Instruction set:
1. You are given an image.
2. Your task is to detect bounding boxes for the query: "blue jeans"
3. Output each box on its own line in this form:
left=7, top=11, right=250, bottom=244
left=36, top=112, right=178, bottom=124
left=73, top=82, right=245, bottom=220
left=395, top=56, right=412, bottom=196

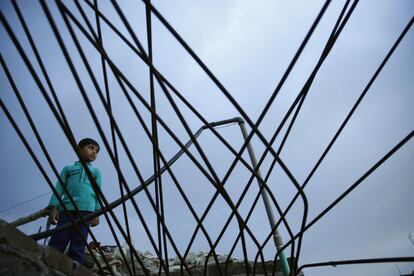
left=48, top=211, right=92, bottom=263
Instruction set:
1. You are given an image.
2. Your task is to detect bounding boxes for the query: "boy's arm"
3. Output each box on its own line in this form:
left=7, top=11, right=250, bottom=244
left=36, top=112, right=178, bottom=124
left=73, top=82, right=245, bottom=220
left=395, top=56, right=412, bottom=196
left=91, top=168, right=102, bottom=227
left=48, top=167, right=67, bottom=224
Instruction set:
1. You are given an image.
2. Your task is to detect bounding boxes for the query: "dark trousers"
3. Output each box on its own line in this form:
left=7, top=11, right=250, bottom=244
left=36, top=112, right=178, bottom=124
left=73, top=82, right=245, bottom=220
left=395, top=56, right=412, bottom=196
left=49, top=211, right=92, bottom=263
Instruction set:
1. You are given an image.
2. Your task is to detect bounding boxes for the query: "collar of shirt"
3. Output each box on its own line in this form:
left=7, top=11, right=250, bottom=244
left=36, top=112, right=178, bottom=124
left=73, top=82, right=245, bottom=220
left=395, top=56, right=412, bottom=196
left=74, top=161, right=92, bottom=167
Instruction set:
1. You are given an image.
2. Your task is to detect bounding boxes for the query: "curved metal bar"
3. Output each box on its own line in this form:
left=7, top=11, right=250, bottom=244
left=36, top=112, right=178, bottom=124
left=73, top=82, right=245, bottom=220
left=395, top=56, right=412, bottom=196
left=30, top=120, right=228, bottom=240
left=297, top=257, right=414, bottom=273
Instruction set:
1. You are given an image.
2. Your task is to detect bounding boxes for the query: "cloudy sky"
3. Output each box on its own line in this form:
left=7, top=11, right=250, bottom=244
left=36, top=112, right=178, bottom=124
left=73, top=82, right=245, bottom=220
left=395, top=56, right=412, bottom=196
left=1, top=1, right=413, bottom=275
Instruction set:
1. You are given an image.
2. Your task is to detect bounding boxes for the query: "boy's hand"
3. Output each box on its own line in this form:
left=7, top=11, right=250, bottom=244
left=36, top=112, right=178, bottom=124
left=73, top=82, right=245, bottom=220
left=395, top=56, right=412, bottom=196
left=48, top=207, right=58, bottom=225
left=91, top=216, right=99, bottom=227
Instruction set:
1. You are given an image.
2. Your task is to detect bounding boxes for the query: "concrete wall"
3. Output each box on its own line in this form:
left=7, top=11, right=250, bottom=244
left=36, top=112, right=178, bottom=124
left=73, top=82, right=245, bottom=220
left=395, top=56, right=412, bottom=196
left=0, top=220, right=92, bottom=276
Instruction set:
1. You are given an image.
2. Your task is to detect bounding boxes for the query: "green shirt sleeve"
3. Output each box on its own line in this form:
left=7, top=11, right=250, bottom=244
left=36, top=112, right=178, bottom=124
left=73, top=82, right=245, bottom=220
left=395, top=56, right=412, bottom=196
left=94, top=168, right=103, bottom=211
left=48, top=167, right=67, bottom=208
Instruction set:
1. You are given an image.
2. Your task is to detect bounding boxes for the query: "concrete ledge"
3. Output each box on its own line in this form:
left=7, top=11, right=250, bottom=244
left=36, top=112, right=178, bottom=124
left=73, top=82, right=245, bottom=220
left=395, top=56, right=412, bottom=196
left=42, top=246, right=74, bottom=275
left=0, top=219, right=42, bottom=256
left=0, top=220, right=93, bottom=276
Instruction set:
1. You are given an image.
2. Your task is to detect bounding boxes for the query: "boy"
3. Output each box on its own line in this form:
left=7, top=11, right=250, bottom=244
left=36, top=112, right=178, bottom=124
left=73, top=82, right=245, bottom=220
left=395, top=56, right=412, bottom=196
left=48, top=138, right=102, bottom=264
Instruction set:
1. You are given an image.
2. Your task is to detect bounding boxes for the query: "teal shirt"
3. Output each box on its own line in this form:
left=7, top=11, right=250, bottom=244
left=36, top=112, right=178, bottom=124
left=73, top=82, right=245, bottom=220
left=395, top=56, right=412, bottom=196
left=48, top=162, right=102, bottom=212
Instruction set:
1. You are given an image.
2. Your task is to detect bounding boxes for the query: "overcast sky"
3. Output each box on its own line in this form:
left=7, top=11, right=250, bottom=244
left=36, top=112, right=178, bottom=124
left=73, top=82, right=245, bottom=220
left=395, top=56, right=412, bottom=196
left=1, top=1, right=413, bottom=275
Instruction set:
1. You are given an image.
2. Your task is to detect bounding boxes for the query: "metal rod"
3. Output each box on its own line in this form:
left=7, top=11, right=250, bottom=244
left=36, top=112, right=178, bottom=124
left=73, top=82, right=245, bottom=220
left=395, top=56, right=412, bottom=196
left=10, top=208, right=50, bottom=227
left=298, top=256, right=414, bottom=272
left=237, top=119, right=291, bottom=276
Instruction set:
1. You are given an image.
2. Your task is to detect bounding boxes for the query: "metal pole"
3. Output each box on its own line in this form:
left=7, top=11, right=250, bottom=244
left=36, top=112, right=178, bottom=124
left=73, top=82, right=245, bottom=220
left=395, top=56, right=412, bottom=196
left=237, top=119, right=291, bottom=276
left=10, top=208, right=50, bottom=227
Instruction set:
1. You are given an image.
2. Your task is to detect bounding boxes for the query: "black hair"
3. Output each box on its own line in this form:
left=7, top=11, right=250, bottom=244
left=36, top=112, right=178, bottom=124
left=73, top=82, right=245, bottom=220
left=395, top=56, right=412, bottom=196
left=78, top=138, right=100, bottom=151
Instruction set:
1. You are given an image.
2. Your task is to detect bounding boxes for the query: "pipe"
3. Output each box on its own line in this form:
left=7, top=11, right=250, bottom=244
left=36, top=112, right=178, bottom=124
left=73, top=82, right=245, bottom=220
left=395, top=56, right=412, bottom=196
left=10, top=208, right=50, bottom=227
left=237, top=119, right=291, bottom=276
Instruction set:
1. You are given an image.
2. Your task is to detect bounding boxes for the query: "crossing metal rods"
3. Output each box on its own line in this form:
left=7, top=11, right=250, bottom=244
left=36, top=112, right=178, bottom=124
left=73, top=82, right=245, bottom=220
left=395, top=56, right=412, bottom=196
left=1, top=1, right=413, bottom=275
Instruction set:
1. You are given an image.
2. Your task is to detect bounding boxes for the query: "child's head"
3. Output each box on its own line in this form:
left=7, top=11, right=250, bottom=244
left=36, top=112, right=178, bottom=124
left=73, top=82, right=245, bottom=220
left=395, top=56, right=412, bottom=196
left=78, top=138, right=100, bottom=162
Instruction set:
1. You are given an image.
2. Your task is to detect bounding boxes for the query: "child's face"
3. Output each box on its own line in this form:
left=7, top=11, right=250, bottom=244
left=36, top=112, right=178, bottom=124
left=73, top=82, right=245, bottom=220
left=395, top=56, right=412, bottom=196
left=79, top=144, right=99, bottom=162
